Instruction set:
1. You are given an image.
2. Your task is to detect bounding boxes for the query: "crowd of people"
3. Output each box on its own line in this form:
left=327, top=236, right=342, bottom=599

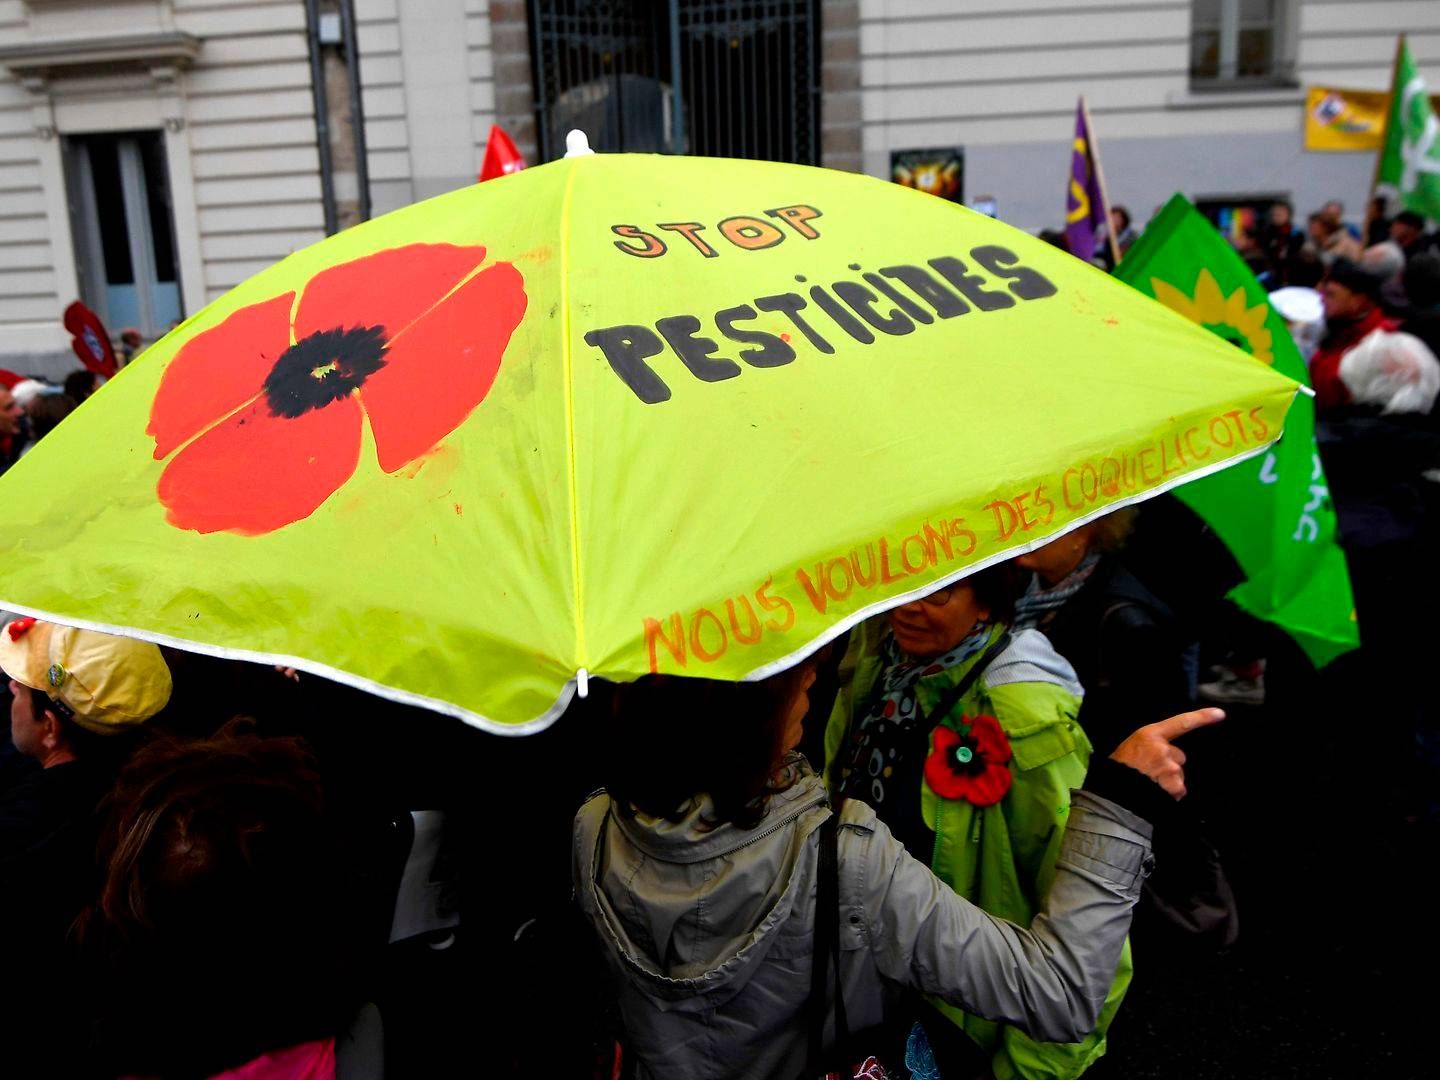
left=1039, top=193, right=1440, bottom=718
left=0, top=327, right=140, bottom=474
left=0, top=371, right=87, bottom=470
left=0, top=574, right=1220, bottom=1080
left=1, top=200, right=1437, bottom=1080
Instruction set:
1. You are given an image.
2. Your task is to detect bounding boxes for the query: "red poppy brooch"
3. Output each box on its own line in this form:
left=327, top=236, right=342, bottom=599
left=147, top=243, right=527, bottom=535
left=924, top=715, right=1013, bottom=806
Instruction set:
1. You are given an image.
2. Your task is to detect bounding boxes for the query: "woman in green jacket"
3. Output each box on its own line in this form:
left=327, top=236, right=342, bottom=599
left=825, top=565, right=1129, bottom=1080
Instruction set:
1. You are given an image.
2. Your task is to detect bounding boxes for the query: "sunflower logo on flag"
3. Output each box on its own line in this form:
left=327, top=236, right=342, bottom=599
left=1149, top=268, right=1274, bottom=366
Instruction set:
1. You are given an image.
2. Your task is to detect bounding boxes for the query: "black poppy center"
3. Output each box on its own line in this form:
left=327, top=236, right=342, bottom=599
left=264, top=325, right=387, bottom=418
left=949, top=739, right=982, bottom=774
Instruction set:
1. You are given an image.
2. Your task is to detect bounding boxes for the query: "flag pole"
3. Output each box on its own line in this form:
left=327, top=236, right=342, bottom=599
left=1367, top=33, right=1405, bottom=218
left=1083, top=95, right=1122, bottom=266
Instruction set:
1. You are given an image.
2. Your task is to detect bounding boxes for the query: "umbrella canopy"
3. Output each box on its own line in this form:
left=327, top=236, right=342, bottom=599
left=0, top=153, right=1300, bottom=733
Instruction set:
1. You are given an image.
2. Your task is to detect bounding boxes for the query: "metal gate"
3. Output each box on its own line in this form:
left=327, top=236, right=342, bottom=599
left=528, top=0, right=820, bottom=165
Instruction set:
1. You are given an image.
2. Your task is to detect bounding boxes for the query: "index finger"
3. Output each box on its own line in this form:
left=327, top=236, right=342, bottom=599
left=1148, top=707, right=1225, bottom=743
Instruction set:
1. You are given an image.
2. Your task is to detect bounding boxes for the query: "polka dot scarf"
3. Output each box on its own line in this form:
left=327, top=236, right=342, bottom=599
left=838, top=622, right=995, bottom=813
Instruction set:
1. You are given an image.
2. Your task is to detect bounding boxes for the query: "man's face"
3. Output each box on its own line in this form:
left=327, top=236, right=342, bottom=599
left=1321, top=279, right=1371, bottom=321
left=0, top=388, right=21, bottom=437
left=10, top=680, right=46, bottom=759
left=1323, top=201, right=1344, bottom=225
left=1270, top=204, right=1291, bottom=228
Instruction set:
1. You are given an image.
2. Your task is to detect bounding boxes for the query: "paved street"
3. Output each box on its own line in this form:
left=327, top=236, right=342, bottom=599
left=1092, top=652, right=1435, bottom=1079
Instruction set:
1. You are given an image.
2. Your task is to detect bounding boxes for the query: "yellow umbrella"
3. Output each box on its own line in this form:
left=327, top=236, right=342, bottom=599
left=0, top=150, right=1300, bottom=732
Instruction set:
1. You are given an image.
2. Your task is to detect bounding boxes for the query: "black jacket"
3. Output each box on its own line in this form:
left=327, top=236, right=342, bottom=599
left=1031, top=557, right=1195, bottom=757
left=1032, top=560, right=1238, bottom=948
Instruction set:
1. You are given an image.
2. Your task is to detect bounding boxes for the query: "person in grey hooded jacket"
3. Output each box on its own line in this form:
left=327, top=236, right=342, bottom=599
left=573, top=661, right=1220, bottom=1080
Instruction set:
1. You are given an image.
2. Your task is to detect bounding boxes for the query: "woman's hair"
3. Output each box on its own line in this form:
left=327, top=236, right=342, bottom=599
left=89, top=724, right=326, bottom=935
left=79, top=722, right=351, bottom=1075
left=602, top=664, right=814, bottom=831
left=968, top=562, right=1023, bottom=625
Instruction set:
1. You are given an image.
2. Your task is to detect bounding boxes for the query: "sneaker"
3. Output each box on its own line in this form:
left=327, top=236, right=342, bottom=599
left=1197, top=659, right=1266, bottom=706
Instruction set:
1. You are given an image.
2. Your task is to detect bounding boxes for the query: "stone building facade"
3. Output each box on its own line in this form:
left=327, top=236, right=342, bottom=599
left=0, top=0, right=1435, bottom=375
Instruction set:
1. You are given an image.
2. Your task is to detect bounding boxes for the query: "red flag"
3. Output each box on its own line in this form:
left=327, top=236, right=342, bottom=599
left=478, top=124, right=526, bottom=182
left=63, top=300, right=118, bottom=378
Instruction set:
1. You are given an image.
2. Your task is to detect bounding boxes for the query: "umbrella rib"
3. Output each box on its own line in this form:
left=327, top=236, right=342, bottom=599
left=560, top=157, right=586, bottom=674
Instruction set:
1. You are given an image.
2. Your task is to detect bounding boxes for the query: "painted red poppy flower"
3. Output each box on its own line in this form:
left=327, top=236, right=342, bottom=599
left=147, top=243, right=527, bottom=535
left=924, top=714, right=1013, bottom=806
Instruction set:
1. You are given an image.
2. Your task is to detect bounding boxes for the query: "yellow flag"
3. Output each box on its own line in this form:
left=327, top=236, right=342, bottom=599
left=1306, top=85, right=1440, bottom=151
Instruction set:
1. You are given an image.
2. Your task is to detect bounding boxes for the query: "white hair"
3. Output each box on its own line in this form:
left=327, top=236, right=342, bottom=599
left=1339, top=330, right=1440, bottom=415
left=1360, top=240, right=1405, bottom=282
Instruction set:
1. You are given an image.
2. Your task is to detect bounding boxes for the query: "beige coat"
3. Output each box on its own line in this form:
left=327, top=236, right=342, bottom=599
left=573, top=765, right=1153, bottom=1080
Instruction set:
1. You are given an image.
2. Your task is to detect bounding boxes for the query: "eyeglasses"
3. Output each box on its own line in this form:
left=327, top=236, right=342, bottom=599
left=919, top=586, right=955, bottom=608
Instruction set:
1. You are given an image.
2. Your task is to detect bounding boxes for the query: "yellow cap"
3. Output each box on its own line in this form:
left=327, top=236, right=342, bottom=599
left=0, top=619, right=172, bottom=734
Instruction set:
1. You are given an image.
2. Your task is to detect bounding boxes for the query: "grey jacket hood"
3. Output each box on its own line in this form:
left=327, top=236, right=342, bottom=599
left=576, top=759, right=1153, bottom=1080
left=575, top=763, right=829, bottom=1013
left=985, top=627, right=1084, bottom=696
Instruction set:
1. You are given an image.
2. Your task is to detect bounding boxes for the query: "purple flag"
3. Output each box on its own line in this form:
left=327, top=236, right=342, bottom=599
left=1065, top=100, right=1108, bottom=263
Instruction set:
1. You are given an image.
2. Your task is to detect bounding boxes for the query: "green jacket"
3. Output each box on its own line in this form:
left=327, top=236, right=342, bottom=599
left=825, top=619, right=1132, bottom=1080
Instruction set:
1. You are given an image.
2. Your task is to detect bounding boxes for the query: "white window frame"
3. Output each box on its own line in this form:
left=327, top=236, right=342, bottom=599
left=0, top=32, right=203, bottom=355
left=1191, top=0, right=1299, bottom=90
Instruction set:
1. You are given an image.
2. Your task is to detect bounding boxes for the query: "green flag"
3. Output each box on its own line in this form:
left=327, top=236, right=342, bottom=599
left=1377, top=37, right=1440, bottom=220
left=1116, top=195, right=1359, bottom=668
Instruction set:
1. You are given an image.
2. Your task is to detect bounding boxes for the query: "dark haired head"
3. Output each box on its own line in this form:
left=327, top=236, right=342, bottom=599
left=1036, top=228, right=1069, bottom=252
left=63, top=370, right=97, bottom=402
left=1290, top=247, right=1324, bottom=288
left=80, top=723, right=352, bottom=1074
left=1405, top=252, right=1440, bottom=311
left=1111, top=205, right=1131, bottom=230
left=26, top=392, right=76, bottom=441
left=1325, top=257, right=1384, bottom=301
left=602, top=663, right=816, bottom=831
left=966, top=562, right=1022, bottom=625
left=1394, top=210, right=1425, bottom=231
left=89, top=725, right=327, bottom=933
